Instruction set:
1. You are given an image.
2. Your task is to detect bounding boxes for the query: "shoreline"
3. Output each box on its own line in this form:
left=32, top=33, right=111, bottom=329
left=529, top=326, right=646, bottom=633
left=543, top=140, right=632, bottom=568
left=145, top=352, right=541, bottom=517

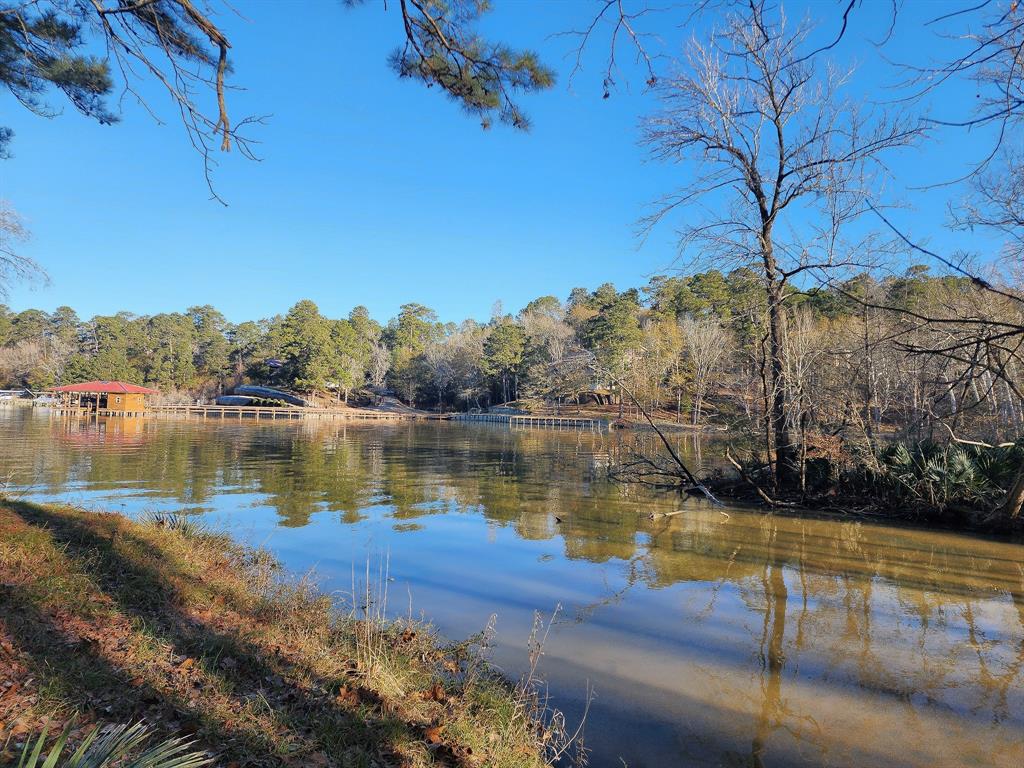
left=694, top=483, right=1024, bottom=540
left=0, top=499, right=563, bottom=767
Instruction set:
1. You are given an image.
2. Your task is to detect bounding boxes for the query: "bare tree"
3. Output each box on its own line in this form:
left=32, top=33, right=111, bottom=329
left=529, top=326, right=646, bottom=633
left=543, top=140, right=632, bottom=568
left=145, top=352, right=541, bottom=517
left=423, top=338, right=455, bottom=410
left=369, top=341, right=390, bottom=389
left=641, top=0, right=917, bottom=486
left=678, top=315, right=728, bottom=426
left=0, top=200, right=43, bottom=297
left=782, top=307, right=825, bottom=491
left=0, top=336, right=68, bottom=388
left=954, top=148, right=1024, bottom=268
left=909, top=0, right=1023, bottom=165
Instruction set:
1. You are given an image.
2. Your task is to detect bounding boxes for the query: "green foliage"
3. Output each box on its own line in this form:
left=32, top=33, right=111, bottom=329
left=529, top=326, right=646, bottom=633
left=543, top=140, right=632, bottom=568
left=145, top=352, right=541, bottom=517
left=188, top=305, right=231, bottom=382
left=0, top=267, right=1015, bottom=425
left=382, top=0, right=555, bottom=130
left=16, top=719, right=210, bottom=768
left=481, top=322, right=526, bottom=403
left=520, top=295, right=561, bottom=319
left=386, top=304, right=442, bottom=404
left=0, top=8, right=115, bottom=154
left=577, top=284, right=642, bottom=374
left=144, top=313, right=196, bottom=390
left=841, top=440, right=1024, bottom=517
left=9, top=309, right=50, bottom=344
left=0, top=304, right=12, bottom=346
left=278, top=300, right=335, bottom=392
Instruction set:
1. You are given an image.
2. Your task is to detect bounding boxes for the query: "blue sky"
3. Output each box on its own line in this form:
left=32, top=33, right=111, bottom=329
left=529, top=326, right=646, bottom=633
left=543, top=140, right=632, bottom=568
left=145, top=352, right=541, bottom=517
left=0, top=1, right=1004, bottom=324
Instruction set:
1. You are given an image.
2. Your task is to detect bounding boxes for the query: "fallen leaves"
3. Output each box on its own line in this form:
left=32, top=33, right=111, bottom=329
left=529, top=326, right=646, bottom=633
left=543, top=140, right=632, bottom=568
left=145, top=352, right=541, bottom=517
left=335, top=684, right=360, bottom=707
left=421, top=682, right=446, bottom=703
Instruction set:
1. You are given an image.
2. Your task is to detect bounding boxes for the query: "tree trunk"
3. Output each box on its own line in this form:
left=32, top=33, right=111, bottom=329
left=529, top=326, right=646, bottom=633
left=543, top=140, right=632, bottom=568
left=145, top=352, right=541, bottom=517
left=862, top=305, right=875, bottom=444
left=766, top=277, right=798, bottom=487
left=1002, top=457, right=1024, bottom=519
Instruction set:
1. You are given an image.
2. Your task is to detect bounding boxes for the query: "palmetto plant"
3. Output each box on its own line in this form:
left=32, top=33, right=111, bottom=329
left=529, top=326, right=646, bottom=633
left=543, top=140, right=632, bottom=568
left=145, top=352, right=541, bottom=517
left=15, top=720, right=211, bottom=768
left=850, top=440, right=1024, bottom=513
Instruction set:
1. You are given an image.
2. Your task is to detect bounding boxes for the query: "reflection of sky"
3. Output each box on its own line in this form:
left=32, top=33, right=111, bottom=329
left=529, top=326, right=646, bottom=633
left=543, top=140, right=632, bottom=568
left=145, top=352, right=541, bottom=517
left=2, top=409, right=1023, bottom=768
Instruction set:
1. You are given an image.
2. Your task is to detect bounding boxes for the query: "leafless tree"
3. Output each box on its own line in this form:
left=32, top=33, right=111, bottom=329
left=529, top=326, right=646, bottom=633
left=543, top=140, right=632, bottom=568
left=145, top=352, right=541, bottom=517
left=678, top=315, right=728, bottom=426
left=953, top=147, right=1024, bottom=268
left=422, top=338, right=455, bottom=410
left=519, top=303, right=576, bottom=404
left=369, top=341, right=391, bottom=389
left=0, top=336, right=68, bottom=387
left=0, top=199, right=43, bottom=297
left=641, top=0, right=918, bottom=486
left=782, top=307, right=826, bottom=490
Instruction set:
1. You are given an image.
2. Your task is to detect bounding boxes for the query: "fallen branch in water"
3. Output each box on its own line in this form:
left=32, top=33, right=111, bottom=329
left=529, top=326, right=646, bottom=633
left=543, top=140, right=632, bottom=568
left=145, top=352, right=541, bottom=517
left=724, top=449, right=799, bottom=508
left=648, top=509, right=685, bottom=520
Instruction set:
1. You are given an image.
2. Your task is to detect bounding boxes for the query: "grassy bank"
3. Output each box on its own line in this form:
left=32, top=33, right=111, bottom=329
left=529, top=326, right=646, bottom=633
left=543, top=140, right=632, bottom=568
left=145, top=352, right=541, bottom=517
left=0, top=500, right=564, bottom=767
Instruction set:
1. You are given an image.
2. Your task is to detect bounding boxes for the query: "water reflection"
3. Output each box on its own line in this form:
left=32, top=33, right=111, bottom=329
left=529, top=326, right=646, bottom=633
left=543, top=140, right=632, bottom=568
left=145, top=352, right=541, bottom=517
left=1, top=409, right=1021, bottom=768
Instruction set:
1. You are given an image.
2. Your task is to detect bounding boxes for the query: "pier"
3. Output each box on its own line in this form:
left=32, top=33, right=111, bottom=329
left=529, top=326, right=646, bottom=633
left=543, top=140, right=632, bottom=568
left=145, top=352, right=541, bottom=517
left=49, top=404, right=427, bottom=421
left=453, top=413, right=607, bottom=430
left=42, top=403, right=607, bottom=429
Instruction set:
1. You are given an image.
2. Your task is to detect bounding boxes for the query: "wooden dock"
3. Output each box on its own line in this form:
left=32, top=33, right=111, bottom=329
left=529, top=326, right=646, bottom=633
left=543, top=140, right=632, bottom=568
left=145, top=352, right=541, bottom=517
left=453, top=413, right=607, bottom=430
left=48, top=404, right=425, bottom=422
left=40, top=404, right=605, bottom=429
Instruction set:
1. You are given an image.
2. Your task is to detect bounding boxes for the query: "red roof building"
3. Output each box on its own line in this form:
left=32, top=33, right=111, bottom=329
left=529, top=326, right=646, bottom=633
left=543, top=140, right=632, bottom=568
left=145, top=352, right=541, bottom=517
left=51, top=380, right=159, bottom=395
left=49, top=381, right=159, bottom=413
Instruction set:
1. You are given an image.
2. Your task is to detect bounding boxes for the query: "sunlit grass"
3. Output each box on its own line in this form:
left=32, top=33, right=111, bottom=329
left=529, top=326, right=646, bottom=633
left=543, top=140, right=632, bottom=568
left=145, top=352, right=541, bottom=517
left=0, top=499, right=570, bottom=767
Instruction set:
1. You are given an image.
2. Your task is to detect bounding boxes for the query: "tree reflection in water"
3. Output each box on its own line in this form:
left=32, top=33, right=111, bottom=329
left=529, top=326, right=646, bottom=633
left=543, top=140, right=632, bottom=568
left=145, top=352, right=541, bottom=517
left=1, top=409, right=1021, bottom=768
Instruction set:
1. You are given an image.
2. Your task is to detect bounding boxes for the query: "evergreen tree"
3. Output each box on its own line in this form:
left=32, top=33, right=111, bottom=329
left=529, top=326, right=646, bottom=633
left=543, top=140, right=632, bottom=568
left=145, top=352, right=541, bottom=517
left=279, top=300, right=335, bottom=393
left=387, top=303, right=440, bottom=405
left=482, top=322, right=526, bottom=404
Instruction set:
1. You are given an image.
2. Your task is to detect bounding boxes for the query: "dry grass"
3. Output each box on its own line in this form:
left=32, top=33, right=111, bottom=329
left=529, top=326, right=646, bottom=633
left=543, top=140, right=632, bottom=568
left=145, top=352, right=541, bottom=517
left=0, top=499, right=566, bottom=767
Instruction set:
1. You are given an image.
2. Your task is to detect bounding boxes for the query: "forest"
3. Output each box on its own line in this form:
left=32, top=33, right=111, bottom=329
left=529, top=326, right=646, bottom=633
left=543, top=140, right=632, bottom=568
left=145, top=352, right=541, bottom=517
left=2, top=265, right=1020, bottom=441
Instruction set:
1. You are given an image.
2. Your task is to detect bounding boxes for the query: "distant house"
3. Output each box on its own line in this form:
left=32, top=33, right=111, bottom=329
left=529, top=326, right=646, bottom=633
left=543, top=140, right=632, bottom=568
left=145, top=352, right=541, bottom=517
left=50, top=380, right=159, bottom=414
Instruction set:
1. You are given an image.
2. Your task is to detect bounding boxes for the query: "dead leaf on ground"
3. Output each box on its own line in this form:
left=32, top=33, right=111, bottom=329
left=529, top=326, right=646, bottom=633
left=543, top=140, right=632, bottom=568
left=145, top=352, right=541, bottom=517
left=335, top=685, right=360, bottom=707
left=421, top=682, right=446, bottom=702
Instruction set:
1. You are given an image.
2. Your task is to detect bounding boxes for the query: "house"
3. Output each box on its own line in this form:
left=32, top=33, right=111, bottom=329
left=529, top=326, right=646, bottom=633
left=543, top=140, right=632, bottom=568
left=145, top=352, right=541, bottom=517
left=50, top=380, right=159, bottom=414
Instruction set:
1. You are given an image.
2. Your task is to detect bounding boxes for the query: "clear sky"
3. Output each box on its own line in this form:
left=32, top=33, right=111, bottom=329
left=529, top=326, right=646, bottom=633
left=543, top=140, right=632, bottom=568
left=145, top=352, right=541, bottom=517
left=0, top=0, right=1003, bottom=324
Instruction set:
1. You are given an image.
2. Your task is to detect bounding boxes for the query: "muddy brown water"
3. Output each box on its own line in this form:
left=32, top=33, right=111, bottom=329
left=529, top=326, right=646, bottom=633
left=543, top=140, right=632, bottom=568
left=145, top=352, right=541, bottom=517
left=1, top=408, right=1021, bottom=768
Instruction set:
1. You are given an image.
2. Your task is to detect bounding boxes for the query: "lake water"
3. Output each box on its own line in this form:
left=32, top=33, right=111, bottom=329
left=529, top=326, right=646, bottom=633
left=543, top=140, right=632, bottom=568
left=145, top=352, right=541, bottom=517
left=1, top=408, right=1022, bottom=768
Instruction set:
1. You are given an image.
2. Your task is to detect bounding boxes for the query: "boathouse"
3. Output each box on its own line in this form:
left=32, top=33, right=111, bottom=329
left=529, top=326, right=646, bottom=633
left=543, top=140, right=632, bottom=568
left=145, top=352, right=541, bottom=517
left=50, top=380, right=159, bottom=414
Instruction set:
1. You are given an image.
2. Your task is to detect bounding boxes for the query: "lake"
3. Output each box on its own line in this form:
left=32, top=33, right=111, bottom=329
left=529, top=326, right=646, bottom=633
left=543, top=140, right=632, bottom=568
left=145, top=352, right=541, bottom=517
left=1, top=407, right=1021, bottom=768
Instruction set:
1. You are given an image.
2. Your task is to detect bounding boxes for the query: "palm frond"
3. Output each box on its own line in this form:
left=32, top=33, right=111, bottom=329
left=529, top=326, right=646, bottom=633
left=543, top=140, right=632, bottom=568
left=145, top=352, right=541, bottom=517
left=15, top=719, right=212, bottom=768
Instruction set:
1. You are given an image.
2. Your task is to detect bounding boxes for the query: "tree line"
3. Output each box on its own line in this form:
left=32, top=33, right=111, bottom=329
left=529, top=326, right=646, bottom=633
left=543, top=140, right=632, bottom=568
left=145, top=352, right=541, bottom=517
left=1, top=265, right=1019, bottom=434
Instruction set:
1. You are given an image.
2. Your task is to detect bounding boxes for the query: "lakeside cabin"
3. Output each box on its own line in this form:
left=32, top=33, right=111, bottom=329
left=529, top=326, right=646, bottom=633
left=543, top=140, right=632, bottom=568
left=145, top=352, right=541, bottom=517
left=50, top=380, right=159, bottom=415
